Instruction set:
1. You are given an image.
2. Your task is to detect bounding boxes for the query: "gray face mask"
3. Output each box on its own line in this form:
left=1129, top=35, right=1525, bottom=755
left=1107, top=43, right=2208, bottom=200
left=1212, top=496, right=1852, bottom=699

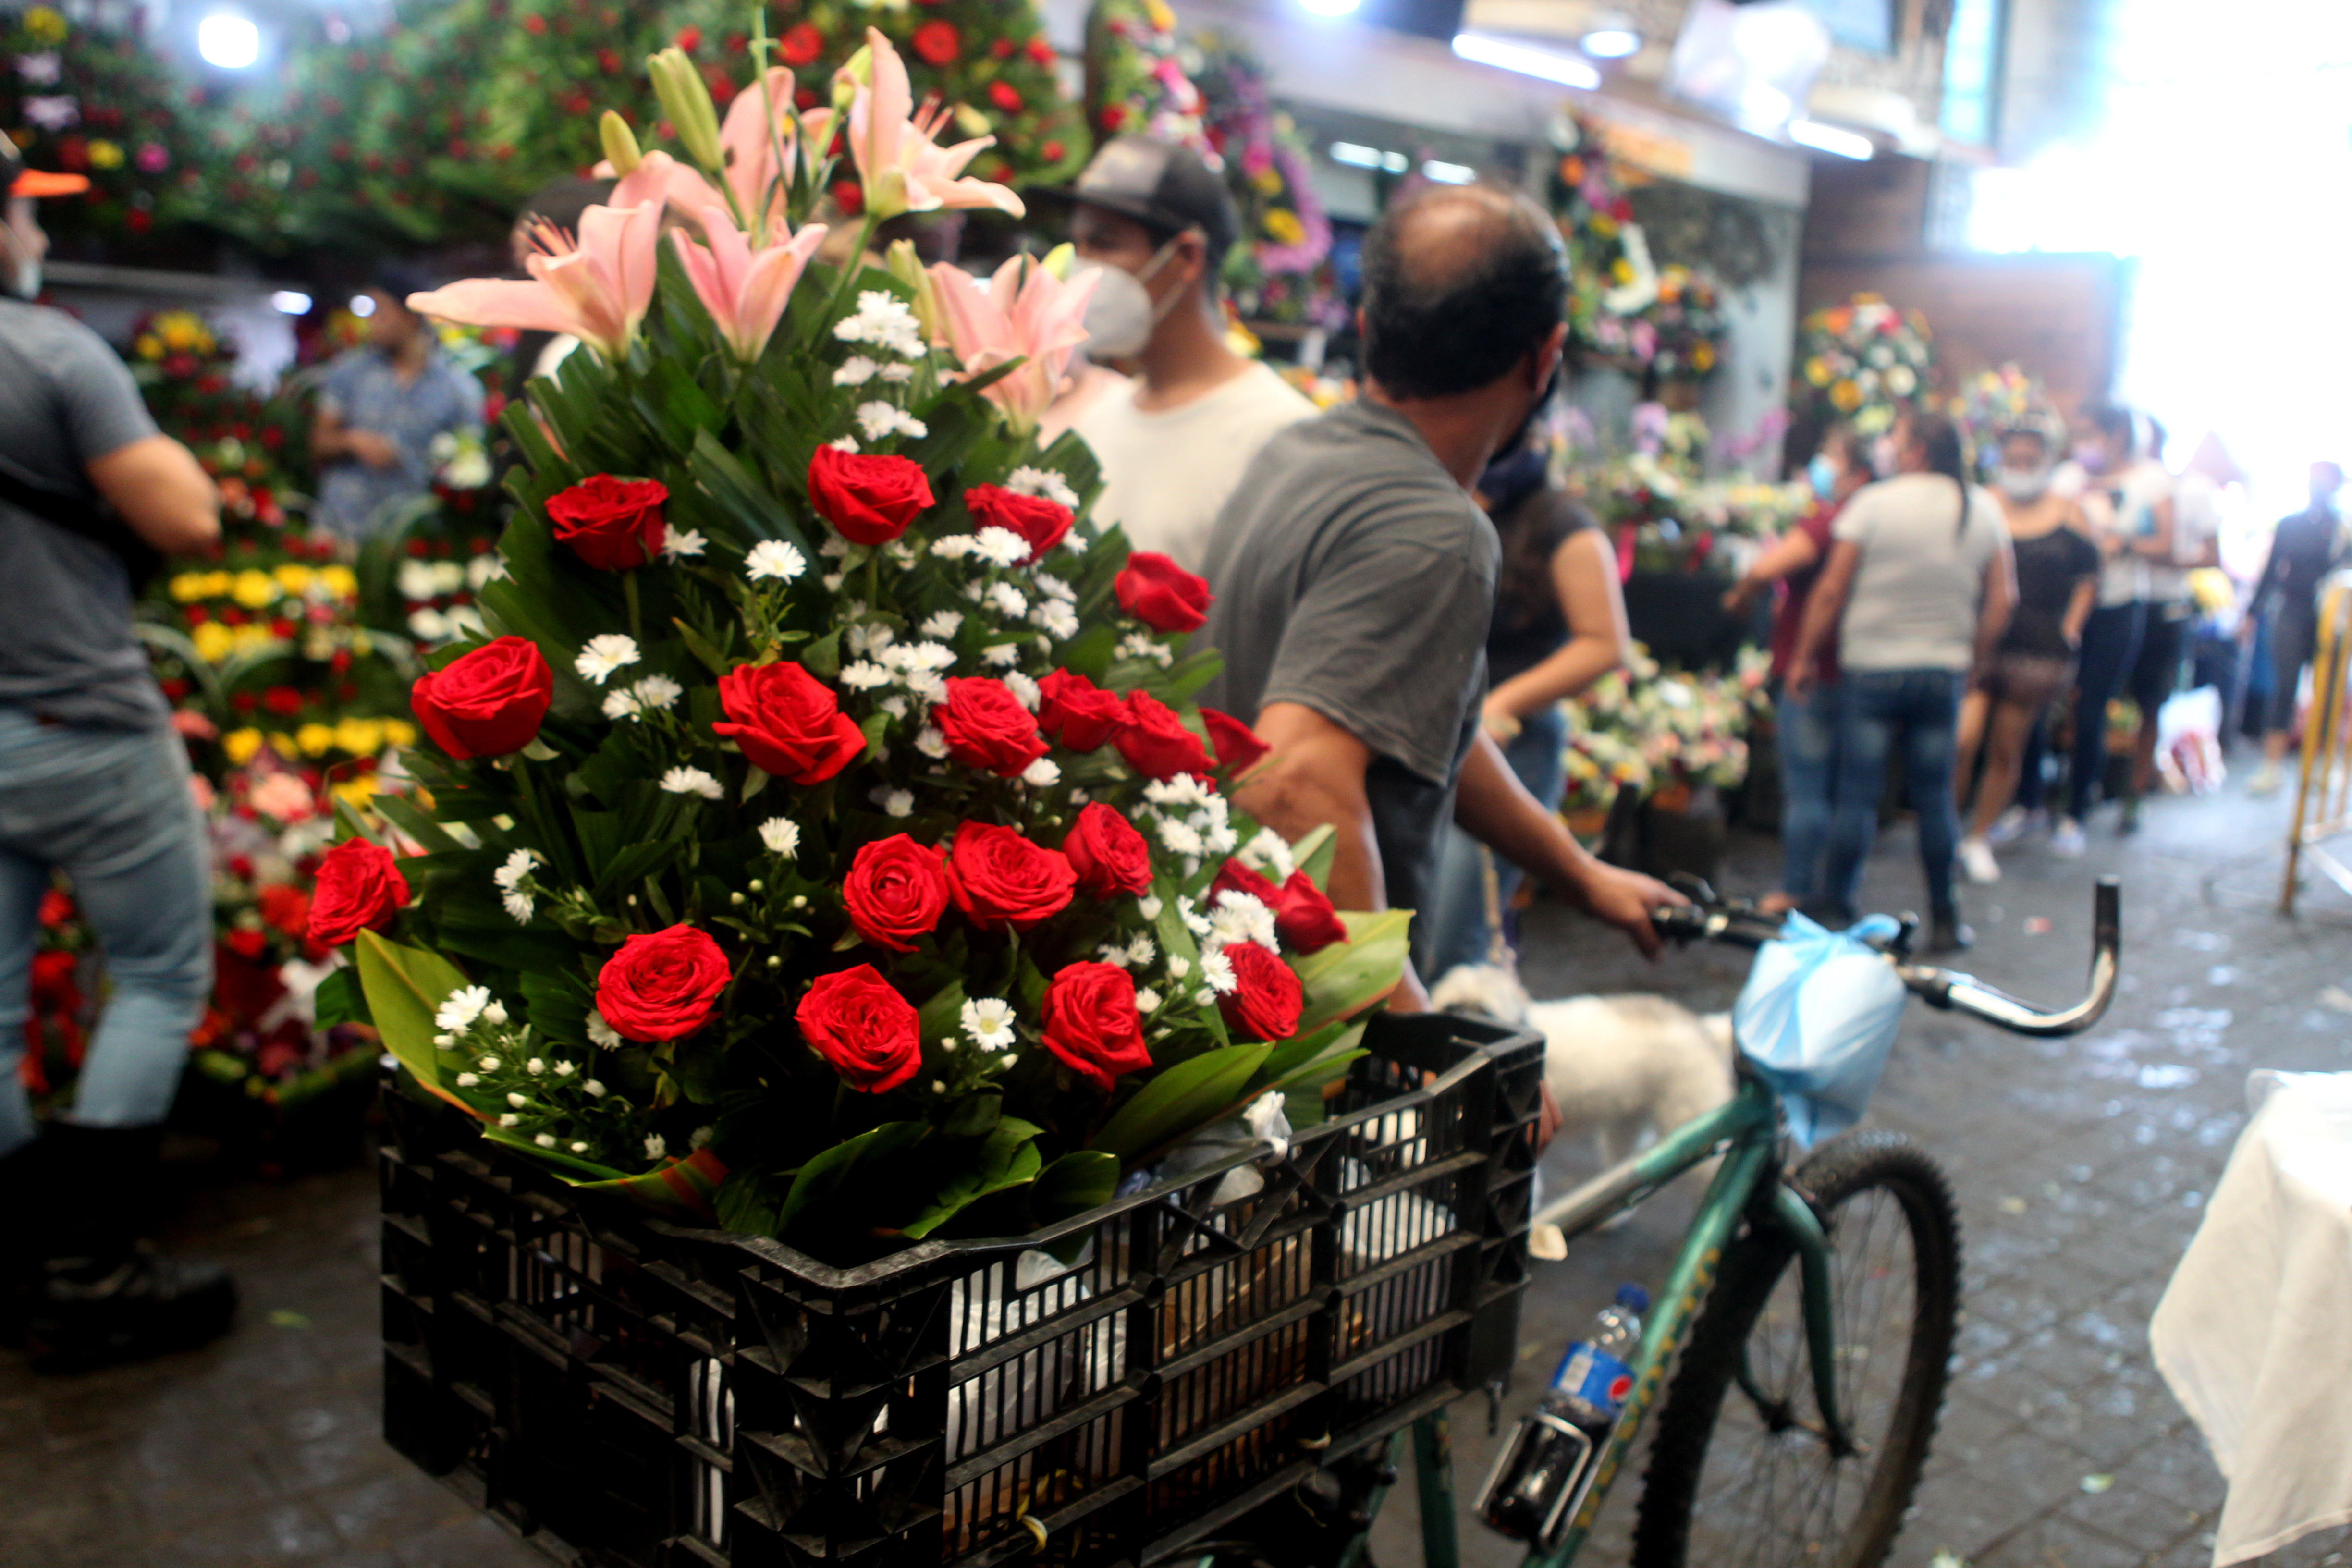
left=1995, top=466, right=2051, bottom=501
left=1076, top=236, right=1184, bottom=359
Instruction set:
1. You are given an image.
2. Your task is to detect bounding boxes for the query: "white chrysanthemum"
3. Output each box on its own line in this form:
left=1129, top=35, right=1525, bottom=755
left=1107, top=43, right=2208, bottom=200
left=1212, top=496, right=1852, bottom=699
left=904, top=672, right=946, bottom=704
left=662, top=528, right=707, bottom=561
left=407, top=607, right=449, bottom=642
left=833, top=355, right=879, bottom=387
left=1139, top=894, right=1164, bottom=921
left=840, top=660, right=893, bottom=691
left=1006, top=466, right=1079, bottom=509
left=758, top=818, right=801, bottom=858
left=525, top=1057, right=544, bottom=1075
left=478, top=1054, right=502, bottom=1071
left=455, top=1071, right=479, bottom=1087
left=818, top=533, right=851, bottom=559
left=1166, top=954, right=1190, bottom=979
left=1240, top=827, right=1297, bottom=881
left=986, top=582, right=1028, bottom=619
left=1034, top=571, right=1076, bottom=602
left=645, top=1133, right=668, bottom=1161
left=746, top=540, right=808, bottom=583
left=503, top=888, right=535, bottom=924
left=880, top=362, right=915, bottom=384
left=494, top=849, right=538, bottom=892
left=961, top=997, right=1017, bottom=1052
left=1118, top=631, right=1176, bottom=668
left=602, top=687, right=643, bottom=722
left=972, top=527, right=1029, bottom=567
left=1020, top=757, right=1061, bottom=788
left=1181, top=906, right=1213, bottom=938
left=633, top=674, right=682, bottom=711
left=583, top=1078, right=607, bottom=1097
left=1003, top=670, right=1041, bottom=710
left=484, top=1000, right=508, bottom=1026
left=1136, top=987, right=1164, bottom=1013
left=506, top=1091, right=528, bottom=1108
left=397, top=560, right=438, bottom=598
left=825, top=438, right=858, bottom=456
left=1145, top=775, right=1212, bottom=809
left=1201, top=948, right=1238, bottom=995
left=833, top=290, right=926, bottom=357
left=1156, top=818, right=1205, bottom=857
left=554, top=1060, right=577, bottom=1077
left=880, top=788, right=914, bottom=819
left=980, top=641, right=1020, bottom=667
left=915, top=726, right=950, bottom=760
left=1097, top=942, right=1132, bottom=969
left=1127, top=934, right=1158, bottom=967
left=963, top=581, right=987, bottom=603
left=890, top=640, right=957, bottom=674
left=1035, top=600, right=1080, bottom=640
left=1210, top=890, right=1280, bottom=953
left=846, top=622, right=895, bottom=656
left=855, top=401, right=928, bottom=443
left=576, top=634, right=640, bottom=685
left=930, top=534, right=976, bottom=560
left=660, top=766, right=724, bottom=800
left=499, top=1113, right=521, bottom=1128
left=436, top=985, right=491, bottom=1032
left=879, top=695, right=908, bottom=719
left=920, top=609, right=964, bottom=639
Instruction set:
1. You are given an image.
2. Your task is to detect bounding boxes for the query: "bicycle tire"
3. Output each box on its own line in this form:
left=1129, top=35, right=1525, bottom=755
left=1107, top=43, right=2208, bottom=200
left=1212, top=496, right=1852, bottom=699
left=1629, top=1131, right=1961, bottom=1568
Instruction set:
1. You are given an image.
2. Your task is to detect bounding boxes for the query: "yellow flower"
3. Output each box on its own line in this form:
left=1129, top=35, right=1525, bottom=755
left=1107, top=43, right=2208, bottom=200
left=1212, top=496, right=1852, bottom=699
left=334, top=717, right=384, bottom=757
left=1591, top=213, right=1617, bottom=239
left=272, top=563, right=315, bottom=596
left=1829, top=379, right=1863, bottom=412
left=86, top=139, right=123, bottom=170
left=168, top=572, right=208, bottom=602
left=155, top=312, right=212, bottom=353
left=381, top=718, right=419, bottom=748
left=1691, top=342, right=1715, bottom=372
left=231, top=569, right=279, bottom=609
left=231, top=623, right=275, bottom=652
left=316, top=564, right=359, bottom=600
left=1805, top=357, right=1832, bottom=387
left=135, top=334, right=162, bottom=360
left=1250, top=164, right=1283, bottom=197
left=191, top=621, right=235, bottom=663
left=1611, top=258, right=1634, bottom=284
left=222, top=728, right=266, bottom=766
left=330, top=774, right=381, bottom=810
left=296, top=723, right=336, bottom=758
left=1262, top=208, right=1305, bottom=246
left=23, top=6, right=66, bottom=44
left=1145, top=0, right=1176, bottom=29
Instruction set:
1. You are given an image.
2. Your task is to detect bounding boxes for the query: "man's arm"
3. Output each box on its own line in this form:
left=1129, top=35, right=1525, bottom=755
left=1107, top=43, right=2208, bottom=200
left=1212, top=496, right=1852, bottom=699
left=86, top=434, right=220, bottom=555
left=312, top=402, right=401, bottom=470
left=1451, top=730, right=1680, bottom=957
left=1974, top=530, right=2018, bottom=670
left=1785, top=539, right=1861, bottom=698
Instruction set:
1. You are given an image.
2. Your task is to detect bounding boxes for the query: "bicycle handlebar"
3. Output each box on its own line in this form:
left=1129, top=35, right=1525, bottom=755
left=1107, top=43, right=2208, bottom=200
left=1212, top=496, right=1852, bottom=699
left=1650, top=876, right=2120, bottom=1038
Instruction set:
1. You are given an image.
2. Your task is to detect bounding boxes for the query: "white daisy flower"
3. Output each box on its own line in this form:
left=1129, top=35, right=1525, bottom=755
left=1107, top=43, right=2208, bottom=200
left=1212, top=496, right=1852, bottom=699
left=1201, top=948, right=1238, bottom=995
left=660, top=766, right=724, bottom=800
left=483, top=1001, right=508, bottom=1026
left=832, top=355, right=880, bottom=387
left=1139, top=894, right=1164, bottom=921
left=879, top=788, right=914, bottom=818
left=930, top=534, right=978, bottom=561
left=1006, top=466, right=1079, bottom=509
left=1097, top=943, right=1131, bottom=969
left=986, top=582, right=1028, bottom=619
left=746, top=540, right=808, bottom=583
left=825, top=438, right=859, bottom=456
left=602, top=687, right=643, bottom=722
left=1033, top=600, right=1080, bottom=640
left=980, top=642, right=1021, bottom=667
left=1136, top=987, right=1164, bottom=1012
left=1166, top=954, right=1190, bottom=979
left=575, top=634, right=640, bottom=685
left=632, top=674, right=682, bottom=711
left=840, top=660, right=893, bottom=691
left=455, top=1072, right=479, bottom=1087
left=915, top=726, right=950, bottom=760
left=972, top=528, right=1029, bottom=568
left=1241, top=828, right=1297, bottom=881
left=818, top=533, right=851, bottom=559
left=878, top=695, right=908, bottom=719
left=846, top=622, right=895, bottom=656
left=645, top=1133, right=668, bottom=1161
left=432, top=1032, right=454, bottom=1049
left=1194, top=988, right=1216, bottom=1008
left=1210, top=891, right=1279, bottom=953
left=1003, top=670, right=1041, bottom=710
left=477, top=553, right=513, bottom=583
left=961, top=997, right=1017, bottom=1051
left=494, top=849, right=538, bottom=892
left=503, top=889, right=535, bottom=924
left=920, top=609, right=964, bottom=639
left=1117, top=631, right=1176, bottom=668
left=880, top=362, right=915, bottom=384
left=855, top=401, right=928, bottom=443
left=833, top=291, right=926, bottom=357
left=525, top=1058, right=544, bottom=1075
left=1127, top=934, right=1158, bottom=967
left=436, top=985, right=491, bottom=1032
left=755, top=818, right=799, bottom=858
left=1182, top=905, right=1214, bottom=938
left=1156, top=819, right=1205, bottom=858
left=1034, top=572, right=1076, bottom=602
left=662, top=528, right=707, bottom=561
left=586, top=1012, right=622, bottom=1050
left=1021, top=757, right=1061, bottom=788
left=964, top=581, right=987, bottom=603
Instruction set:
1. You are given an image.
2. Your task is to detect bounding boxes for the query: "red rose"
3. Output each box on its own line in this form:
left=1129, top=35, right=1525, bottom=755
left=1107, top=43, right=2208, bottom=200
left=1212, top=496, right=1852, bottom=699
left=1063, top=803, right=1153, bottom=899
left=545, top=474, right=668, bottom=570
left=1201, top=707, right=1270, bottom=776
left=1115, top=551, right=1211, bottom=633
left=796, top=964, right=921, bottom=1093
left=778, top=21, right=823, bottom=66
left=1274, top=871, right=1348, bottom=954
left=933, top=676, right=1047, bottom=778
left=808, top=445, right=934, bottom=546
left=963, top=484, right=1072, bottom=564
left=944, top=821, right=1075, bottom=932
left=307, top=839, right=409, bottom=946
left=830, top=178, right=864, bottom=216
left=1038, top=669, right=1126, bottom=752
left=1210, top=857, right=1279, bottom=909
left=257, top=882, right=311, bottom=939
left=988, top=80, right=1023, bottom=114
left=410, top=636, right=553, bottom=760
left=1218, top=942, right=1302, bottom=1041
left=842, top=834, right=949, bottom=952
left=1115, top=691, right=1215, bottom=781
left=595, top=923, right=731, bottom=1042
left=1041, top=962, right=1152, bottom=1091
left=910, top=17, right=960, bottom=64
left=713, top=662, right=866, bottom=784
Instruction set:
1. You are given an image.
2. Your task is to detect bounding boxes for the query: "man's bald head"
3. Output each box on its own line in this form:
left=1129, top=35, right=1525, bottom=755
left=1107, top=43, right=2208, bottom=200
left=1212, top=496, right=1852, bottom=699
left=1360, top=184, right=1568, bottom=401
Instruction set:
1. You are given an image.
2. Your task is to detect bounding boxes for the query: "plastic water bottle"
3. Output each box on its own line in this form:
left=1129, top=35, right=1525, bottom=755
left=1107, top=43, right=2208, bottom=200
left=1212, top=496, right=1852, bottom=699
left=1478, top=1284, right=1651, bottom=1545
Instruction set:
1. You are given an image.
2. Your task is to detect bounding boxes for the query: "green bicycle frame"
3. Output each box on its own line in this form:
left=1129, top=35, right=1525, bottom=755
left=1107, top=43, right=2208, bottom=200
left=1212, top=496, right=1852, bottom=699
left=1405, top=1074, right=1850, bottom=1568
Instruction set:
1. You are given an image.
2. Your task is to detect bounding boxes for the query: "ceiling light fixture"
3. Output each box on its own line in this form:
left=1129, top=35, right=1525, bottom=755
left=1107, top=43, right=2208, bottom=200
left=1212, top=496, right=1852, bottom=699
left=1790, top=118, right=1874, bottom=160
left=1450, top=31, right=1601, bottom=91
left=1297, top=0, right=1361, bottom=15
left=270, top=290, right=313, bottom=316
left=350, top=294, right=377, bottom=318
left=196, top=11, right=261, bottom=68
left=1329, top=141, right=1386, bottom=169
left=1421, top=159, right=1477, bottom=184
left=1581, top=27, right=1643, bottom=59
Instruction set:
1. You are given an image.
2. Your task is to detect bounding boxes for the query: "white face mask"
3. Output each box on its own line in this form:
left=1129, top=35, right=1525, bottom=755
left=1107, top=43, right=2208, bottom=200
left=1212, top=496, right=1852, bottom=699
left=1077, top=236, right=1184, bottom=359
left=1995, top=466, right=2051, bottom=501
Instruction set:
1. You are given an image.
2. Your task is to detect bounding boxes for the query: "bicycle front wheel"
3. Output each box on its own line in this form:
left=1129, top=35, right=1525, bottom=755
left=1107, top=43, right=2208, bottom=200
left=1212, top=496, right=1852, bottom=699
left=1630, top=1131, right=1961, bottom=1568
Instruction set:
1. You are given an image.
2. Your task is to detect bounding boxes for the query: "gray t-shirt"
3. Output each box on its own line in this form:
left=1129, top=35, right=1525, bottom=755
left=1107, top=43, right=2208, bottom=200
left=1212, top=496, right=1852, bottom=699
left=1198, top=399, right=1498, bottom=916
left=1832, top=473, right=2007, bottom=674
left=0, top=298, right=170, bottom=730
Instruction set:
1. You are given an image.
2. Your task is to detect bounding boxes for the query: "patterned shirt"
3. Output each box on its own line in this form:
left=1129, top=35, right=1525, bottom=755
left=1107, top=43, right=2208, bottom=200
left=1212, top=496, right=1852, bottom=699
left=312, top=345, right=482, bottom=542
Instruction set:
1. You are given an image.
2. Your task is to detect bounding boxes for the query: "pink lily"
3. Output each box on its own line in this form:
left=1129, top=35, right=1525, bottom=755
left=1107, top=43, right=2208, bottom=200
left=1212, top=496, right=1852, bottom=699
left=672, top=205, right=830, bottom=362
left=844, top=27, right=1023, bottom=220
left=929, top=255, right=1099, bottom=436
left=407, top=200, right=659, bottom=360
left=599, top=80, right=834, bottom=234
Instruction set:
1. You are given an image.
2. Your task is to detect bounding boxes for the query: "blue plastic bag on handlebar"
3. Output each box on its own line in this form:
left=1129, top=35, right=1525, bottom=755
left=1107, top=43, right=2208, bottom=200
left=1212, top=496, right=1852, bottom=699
left=1731, top=912, right=1909, bottom=1147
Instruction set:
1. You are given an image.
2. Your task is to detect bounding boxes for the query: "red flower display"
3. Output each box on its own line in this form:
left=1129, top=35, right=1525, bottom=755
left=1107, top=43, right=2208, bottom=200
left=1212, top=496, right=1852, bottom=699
left=307, top=839, right=410, bottom=946
left=595, top=924, right=731, bottom=1042
left=988, top=81, right=1024, bottom=115
left=796, top=965, right=921, bottom=1093
left=808, top=445, right=934, bottom=545
left=1201, top=707, right=1271, bottom=776
left=1115, top=551, right=1211, bottom=633
left=963, top=484, right=1072, bottom=563
left=713, top=662, right=866, bottom=784
left=1210, top=858, right=1348, bottom=955
left=1218, top=942, right=1303, bottom=1041
left=934, top=676, right=1049, bottom=778
left=411, top=636, right=553, bottom=760
left=779, top=22, right=824, bottom=67
left=1115, top=691, right=1216, bottom=781
left=1038, top=669, right=1126, bottom=752
left=843, top=835, right=949, bottom=952
left=1041, top=962, right=1152, bottom=1091
left=944, top=821, right=1075, bottom=932
left=1063, top=803, right=1153, bottom=899
left=911, top=18, right=961, bottom=65
left=546, top=474, right=669, bottom=570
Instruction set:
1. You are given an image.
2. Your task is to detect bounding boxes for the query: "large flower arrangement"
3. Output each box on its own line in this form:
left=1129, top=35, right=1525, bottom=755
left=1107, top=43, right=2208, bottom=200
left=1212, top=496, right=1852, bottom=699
left=1560, top=646, right=1768, bottom=814
left=1954, top=363, right=2049, bottom=475
left=322, top=33, right=1403, bottom=1258
left=1084, top=0, right=1208, bottom=153
left=1793, top=293, right=1934, bottom=438
left=1189, top=33, right=1342, bottom=331
left=1545, top=108, right=1643, bottom=363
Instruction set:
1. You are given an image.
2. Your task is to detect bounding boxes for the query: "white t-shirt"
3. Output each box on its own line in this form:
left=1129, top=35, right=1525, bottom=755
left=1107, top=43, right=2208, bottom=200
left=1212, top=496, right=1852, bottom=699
left=1073, top=361, right=1317, bottom=571
left=1831, top=472, right=2008, bottom=673
left=2078, top=459, right=2171, bottom=607
left=2152, top=471, right=2221, bottom=604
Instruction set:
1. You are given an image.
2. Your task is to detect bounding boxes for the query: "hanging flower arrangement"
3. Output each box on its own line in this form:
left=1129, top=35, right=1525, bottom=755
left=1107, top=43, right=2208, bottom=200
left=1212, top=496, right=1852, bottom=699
left=1188, top=31, right=1342, bottom=331
left=1084, top=0, right=1208, bottom=153
left=1792, top=292, right=1935, bottom=438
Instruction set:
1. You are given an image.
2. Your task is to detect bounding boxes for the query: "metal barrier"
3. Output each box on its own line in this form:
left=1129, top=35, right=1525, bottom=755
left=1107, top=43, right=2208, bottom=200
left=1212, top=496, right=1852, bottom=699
left=2281, top=579, right=2352, bottom=914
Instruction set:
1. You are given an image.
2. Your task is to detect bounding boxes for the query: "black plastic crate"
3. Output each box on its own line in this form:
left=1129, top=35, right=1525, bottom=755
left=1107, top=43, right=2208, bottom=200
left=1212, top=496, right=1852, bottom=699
left=378, top=1012, right=1543, bottom=1567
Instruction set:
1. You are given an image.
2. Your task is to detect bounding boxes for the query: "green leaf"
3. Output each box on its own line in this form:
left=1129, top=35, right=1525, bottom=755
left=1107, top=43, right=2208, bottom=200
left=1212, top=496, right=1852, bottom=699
left=1291, top=824, right=1338, bottom=893
left=1152, top=873, right=1228, bottom=1048
left=1031, top=1150, right=1120, bottom=1226
left=900, top=1117, right=1042, bottom=1239
left=1088, top=1041, right=1272, bottom=1160
left=312, top=966, right=368, bottom=1029
left=1292, top=910, right=1413, bottom=1036
left=917, top=978, right=968, bottom=1050
left=354, top=930, right=476, bottom=1113
left=1254, top=1018, right=1360, bottom=1087
left=673, top=615, right=734, bottom=677
left=372, top=792, right=461, bottom=854
left=776, top=1120, right=929, bottom=1236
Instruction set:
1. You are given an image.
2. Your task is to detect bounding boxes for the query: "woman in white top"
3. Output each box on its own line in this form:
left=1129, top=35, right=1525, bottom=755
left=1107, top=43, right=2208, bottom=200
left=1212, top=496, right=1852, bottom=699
left=1787, top=410, right=2016, bottom=952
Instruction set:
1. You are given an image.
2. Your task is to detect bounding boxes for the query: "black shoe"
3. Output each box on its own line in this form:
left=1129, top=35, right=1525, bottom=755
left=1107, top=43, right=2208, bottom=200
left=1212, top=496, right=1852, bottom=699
left=26, top=1246, right=237, bottom=1370
left=1927, top=914, right=1975, bottom=954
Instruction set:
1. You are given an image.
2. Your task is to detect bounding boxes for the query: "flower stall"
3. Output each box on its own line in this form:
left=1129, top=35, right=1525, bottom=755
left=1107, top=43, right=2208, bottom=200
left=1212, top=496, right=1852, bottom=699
left=1189, top=31, right=1344, bottom=332
left=1562, top=646, right=1771, bottom=876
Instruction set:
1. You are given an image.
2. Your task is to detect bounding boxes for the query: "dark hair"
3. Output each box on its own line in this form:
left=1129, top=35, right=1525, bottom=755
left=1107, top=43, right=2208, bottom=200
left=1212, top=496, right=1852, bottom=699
left=2086, top=402, right=2137, bottom=456
left=1360, top=185, right=1568, bottom=400
left=1816, top=422, right=1866, bottom=478
left=371, top=260, right=440, bottom=307
left=516, top=175, right=613, bottom=237
left=1905, top=409, right=1972, bottom=536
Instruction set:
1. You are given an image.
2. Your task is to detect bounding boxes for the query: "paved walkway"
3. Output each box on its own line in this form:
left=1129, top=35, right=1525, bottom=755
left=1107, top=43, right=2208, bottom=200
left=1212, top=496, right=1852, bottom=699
left=2, top=779, right=2347, bottom=1566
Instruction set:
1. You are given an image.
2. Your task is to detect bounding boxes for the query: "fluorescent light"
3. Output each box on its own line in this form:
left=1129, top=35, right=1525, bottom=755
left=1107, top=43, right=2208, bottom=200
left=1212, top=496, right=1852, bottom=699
left=1581, top=27, right=1643, bottom=59
left=1790, top=119, right=1874, bottom=160
left=196, top=11, right=261, bottom=68
left=1450, top=31, right=1602, bottom=91
left=270, top=290, right=312, bottom=316
left=349, top=294, right=376, bottom=318
left=1297, top=0, right=1360, bottom=14
left=1422, top=159, right=1477, bottom=184
left=1329, top=141, right=1386, bottom=170
left=1382, top=150, right=1409, bottom=173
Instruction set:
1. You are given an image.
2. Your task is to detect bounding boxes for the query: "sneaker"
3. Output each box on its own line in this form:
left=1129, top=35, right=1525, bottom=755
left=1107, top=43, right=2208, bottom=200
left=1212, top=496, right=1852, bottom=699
left=2249, top=762, right=2283, bottom=797
left=1928, top=913, right=1976, bottom=954
left=2050, top=818, right=2087, bottom=858
left=1984, top=806, right=2043, bottom=846
left=1958, top=836, right=2002, bottom=884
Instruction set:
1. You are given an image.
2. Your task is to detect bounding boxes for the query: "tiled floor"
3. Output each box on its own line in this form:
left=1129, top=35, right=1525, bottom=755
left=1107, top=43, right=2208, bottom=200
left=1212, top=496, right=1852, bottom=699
left=3, top=776, right=2348, bottom=1567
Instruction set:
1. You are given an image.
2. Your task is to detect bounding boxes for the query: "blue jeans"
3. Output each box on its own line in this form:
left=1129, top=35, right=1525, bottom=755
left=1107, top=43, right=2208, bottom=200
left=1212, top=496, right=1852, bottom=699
left=1823, top=669, right=1965, bottom=920
left=1775, top=683, right=1841, bottom=903
left=0, top=710, right=212, bottom=1155
left=1419, top=704, right=1568, bottom=980
left=2067, top=601, right=2144, bottom=821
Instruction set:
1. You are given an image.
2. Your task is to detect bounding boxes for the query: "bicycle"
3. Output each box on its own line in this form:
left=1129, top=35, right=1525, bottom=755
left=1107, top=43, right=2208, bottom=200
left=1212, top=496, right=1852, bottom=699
left=1193, top=875, right=2121, bottom=1568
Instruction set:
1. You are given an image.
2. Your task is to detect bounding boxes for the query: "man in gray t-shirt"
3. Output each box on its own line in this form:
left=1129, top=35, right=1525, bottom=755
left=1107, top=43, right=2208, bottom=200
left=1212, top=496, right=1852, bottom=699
left=1197, top=185, right=1675, bottom=1004
left=0, top=145, right=239, bottom=1362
